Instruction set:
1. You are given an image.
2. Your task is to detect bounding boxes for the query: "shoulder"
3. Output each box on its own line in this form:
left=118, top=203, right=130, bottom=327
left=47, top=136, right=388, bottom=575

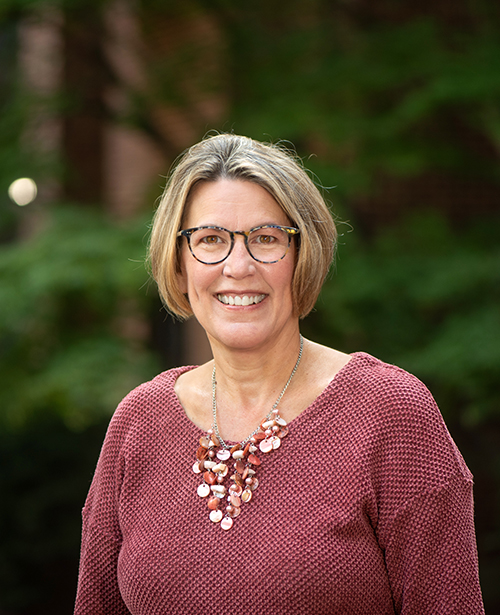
left=105, top=366, right=196, bottom=444
left=338, top=351, right=440, bottom=419
left=334, top=352, right=472, bottom=483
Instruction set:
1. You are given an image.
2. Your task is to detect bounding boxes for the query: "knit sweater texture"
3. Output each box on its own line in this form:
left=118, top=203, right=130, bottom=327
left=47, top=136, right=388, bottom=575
left=74, top=352, right=484, bottom=614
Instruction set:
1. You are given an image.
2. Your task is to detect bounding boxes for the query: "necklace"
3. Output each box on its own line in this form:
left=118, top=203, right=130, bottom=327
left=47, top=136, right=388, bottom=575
left=192, top=335, right=304, bottom=530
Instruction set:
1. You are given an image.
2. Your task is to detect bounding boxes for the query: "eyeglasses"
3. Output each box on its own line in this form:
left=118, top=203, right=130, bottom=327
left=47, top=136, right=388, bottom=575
left=177, top=225, right=300, bottom=265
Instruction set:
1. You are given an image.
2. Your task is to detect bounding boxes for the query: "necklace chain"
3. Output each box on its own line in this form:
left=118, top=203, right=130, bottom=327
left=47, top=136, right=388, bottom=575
left=211, top=335, right=304, bottom=449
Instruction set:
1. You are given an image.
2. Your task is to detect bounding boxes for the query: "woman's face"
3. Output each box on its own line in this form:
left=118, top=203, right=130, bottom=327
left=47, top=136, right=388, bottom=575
left=178, top=179, right=298, bottom=353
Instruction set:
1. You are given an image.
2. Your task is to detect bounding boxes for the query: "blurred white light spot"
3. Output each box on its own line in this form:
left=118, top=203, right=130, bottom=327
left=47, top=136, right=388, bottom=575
left=8, top=177, right=38, bottom=206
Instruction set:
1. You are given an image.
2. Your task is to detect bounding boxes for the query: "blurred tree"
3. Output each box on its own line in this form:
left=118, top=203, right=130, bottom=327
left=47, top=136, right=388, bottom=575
left=61, top=1, right=107, bottom=204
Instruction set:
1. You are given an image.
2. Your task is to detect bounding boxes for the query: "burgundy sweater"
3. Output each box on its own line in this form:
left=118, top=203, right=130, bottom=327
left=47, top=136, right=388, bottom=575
left=74, top=352, right=484, bottom=614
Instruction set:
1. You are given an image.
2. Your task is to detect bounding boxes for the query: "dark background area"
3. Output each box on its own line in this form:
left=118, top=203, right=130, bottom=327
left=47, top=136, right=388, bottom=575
left=0, top=0, right=499, bottom=612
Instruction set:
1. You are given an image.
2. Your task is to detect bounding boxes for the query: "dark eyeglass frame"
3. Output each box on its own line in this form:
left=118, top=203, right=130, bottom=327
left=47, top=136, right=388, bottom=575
left=177, top=224, right=300, bottom=265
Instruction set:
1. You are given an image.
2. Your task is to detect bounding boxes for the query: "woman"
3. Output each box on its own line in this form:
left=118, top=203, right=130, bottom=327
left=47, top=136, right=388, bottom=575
left=75, top=134, right=484, bottom=614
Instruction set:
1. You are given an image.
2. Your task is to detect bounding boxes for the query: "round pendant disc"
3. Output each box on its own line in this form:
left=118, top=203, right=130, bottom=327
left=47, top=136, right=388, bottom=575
left=221, top=517, right=233, bottom=530
left=210, top=509, right=223, bottom=523
left=197, top=483, right=210, bottom=498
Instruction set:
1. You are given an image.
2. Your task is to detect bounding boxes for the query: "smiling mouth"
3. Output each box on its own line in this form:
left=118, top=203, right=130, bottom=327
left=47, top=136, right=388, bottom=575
left=217, top=294, right=266, bottom=306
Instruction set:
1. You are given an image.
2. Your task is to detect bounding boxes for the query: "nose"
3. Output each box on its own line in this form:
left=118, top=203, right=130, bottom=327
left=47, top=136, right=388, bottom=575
left=222, top=234, right=255, bottom=277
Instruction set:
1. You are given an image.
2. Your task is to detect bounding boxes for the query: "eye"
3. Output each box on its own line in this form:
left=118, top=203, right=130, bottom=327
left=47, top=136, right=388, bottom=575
left=250, top=227, right=283, bottom=245
left=191, top=228, right=230, bottom=250
left=255, top=233, right=276, bottom=244
left=201, top=234, right=223, bottom=245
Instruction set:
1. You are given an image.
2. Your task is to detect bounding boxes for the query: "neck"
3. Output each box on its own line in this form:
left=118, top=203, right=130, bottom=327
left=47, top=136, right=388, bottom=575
left=207, top=331, right=304, bottom=441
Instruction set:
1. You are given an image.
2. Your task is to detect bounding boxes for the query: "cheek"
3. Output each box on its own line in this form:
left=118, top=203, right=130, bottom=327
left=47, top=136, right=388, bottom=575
left=178, top=257, right=220, bottom=301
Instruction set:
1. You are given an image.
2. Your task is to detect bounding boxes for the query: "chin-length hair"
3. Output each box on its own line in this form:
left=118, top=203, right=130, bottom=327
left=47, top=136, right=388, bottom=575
left=148, top=133, right=337, bottom=320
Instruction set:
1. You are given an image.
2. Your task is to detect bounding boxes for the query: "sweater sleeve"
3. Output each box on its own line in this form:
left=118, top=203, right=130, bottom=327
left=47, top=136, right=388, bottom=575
left=384, top=474, right=484, bottom=614
left=75, top=522, right=128, bottom=614
left=363, top=364, right=485, bottom=614
left=74, top=386, right=144, bottom=615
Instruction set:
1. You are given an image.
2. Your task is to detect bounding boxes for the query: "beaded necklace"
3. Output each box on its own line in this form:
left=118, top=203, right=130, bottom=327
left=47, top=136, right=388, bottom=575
left=192, top=335, right=304, bottom=530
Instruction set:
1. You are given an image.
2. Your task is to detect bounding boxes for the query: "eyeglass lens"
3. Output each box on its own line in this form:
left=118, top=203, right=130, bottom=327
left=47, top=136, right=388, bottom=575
left=189, top=227, right=291, bottom=263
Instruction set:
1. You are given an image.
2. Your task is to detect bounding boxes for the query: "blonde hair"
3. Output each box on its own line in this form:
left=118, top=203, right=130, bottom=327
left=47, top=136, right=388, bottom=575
left=149, top=134, right=337, bottom=319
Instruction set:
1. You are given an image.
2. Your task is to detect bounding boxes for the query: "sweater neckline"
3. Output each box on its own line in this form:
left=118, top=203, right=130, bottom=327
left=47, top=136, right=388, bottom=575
left=167, top=351, right=371, bottom=441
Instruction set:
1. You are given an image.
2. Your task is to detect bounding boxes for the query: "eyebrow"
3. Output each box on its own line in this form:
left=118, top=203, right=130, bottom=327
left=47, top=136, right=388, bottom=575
left=190, top=222, right=291, bottom=230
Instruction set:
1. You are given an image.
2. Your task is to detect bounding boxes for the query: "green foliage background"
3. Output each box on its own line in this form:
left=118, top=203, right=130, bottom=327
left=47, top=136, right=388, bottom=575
left=0, top=0, right=499, bottom=612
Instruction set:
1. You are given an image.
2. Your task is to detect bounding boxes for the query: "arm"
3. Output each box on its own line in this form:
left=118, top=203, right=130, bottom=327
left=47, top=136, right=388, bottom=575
left=384, top=474, right=484, bottom=614
left=74, top=389, right=139, bottom=615
left=362, top=362, right=485, bottom=614
left=74, top=521, right=129, bottom=614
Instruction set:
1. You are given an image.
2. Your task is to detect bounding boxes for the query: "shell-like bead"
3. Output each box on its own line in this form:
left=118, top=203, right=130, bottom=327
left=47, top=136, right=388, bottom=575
left=232, top=450, right=245, bottom=460
left=203, top=471, right=217, bottom=485
left=235, top=459, right=246, bottom=474
left=248, top=453, right=262, bottom=465
left=228, top=505, right=241, bottom=518
left=229, top=483, right=243, bottom=496
left=211, top=485, right=226, bottom=496
left=253, top=432, right=266, bottom=441
left=197, top=483, right=210, bottom=498
left=234, top=473, right=245, bottom=487
left=221, top=517, right=233, bottom=530
left=204, top=460, right=216, bottom=470
left=241, top=488, right=252, bottom=503
left=196, top=446, right=208, bottom=461
left=276, top=417, right=287, bottom=426
left=230, top=444, right=242, bottom=454
left=212, top=463, right=228, bottom=475
left=217, top=449, right=231, bottom=461
left=207, top=496, right=220, bottom=510
left=271, top=435, right=281, bottom=450
left=249, top=445, right=258, bottom=453
left=259, top=438, right=273, bottom=454
left=209, top=509, right=223, bottom=523
left=199, top=436, right=211, bottom=448
left=250, top=478, right=259, bottom=491
left=192, top=461, right=202, bottom=474
left=261, top=419, right=275, bottom=430
left=210, top=435, right=220, bottom=447
left=230, top=494, right=241, bottom=507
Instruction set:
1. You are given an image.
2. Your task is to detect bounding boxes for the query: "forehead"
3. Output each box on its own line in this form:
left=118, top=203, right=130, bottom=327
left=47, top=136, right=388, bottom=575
left=183, top=179, right=290, bottom=229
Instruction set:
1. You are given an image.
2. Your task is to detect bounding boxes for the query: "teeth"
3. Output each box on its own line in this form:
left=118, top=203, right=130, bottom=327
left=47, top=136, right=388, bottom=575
left=217, top=294, right=265, bottom=306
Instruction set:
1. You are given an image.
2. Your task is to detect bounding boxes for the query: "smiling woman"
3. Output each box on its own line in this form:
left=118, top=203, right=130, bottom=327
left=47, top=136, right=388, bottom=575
left=74, top=134, right=485, bottom=615
left=149, top=134, right=336, bottom=321
left=175, top=179, right=299, bottom=354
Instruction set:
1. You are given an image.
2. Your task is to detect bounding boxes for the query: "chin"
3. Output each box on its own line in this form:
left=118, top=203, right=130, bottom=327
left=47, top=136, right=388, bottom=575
left=208, top=321, right=290, bottom=353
